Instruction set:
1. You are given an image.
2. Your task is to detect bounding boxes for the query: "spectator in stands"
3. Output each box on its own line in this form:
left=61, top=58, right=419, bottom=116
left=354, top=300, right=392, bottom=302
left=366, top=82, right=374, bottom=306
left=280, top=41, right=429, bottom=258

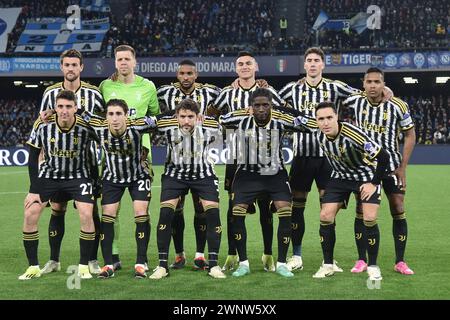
left=280, top=16, right=287, bottom=39
left=433, top=125, right=447, bottom=144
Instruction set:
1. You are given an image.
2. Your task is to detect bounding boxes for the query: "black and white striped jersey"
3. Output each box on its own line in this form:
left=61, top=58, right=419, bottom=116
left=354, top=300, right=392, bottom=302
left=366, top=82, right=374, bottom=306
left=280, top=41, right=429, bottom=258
left=315, top=122, right=382, bottom=182
left=155, top=115, right=221, bottom=180
left=157, top=82, right=220, bottom=114
left=214, top=83, right=284, bottom=113
left=343, top=94, right=414, bottom=172
left=219, top=109, right=317, bottom=175
left=27, top=115, right=98, bottom=180
left=278, top=78, right=359, bottom=157
left=86, top=116, right=157, bottom=184
left=40, top=81, right=105, bottom=114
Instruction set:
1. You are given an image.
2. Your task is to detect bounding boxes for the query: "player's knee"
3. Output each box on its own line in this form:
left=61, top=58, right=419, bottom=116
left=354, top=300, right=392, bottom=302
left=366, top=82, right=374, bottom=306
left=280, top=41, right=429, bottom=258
left=51, top=202, right=67, bottom=212
left=363, top=212, right=378, bottom=222
left=51, top=209, right=66, bottom=217
left=319, top=210, right=335, bottom=223
left=79, top=210, right=93, bottom=223
left=24, top=208, right=40, bottom=225
left=391, top=211, right=406, bottom=220
left=389, top=201, right=404, bottom=216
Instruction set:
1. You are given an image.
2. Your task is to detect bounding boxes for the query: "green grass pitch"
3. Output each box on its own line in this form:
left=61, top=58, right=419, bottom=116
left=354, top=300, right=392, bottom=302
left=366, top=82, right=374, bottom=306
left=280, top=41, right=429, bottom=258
left=0, top=165, right=449, bottom=300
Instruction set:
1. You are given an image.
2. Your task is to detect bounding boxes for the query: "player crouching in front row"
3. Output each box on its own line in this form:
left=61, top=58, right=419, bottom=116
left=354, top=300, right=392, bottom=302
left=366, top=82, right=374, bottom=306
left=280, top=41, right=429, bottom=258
left=82, top=99, right=155, bottom=279
left=20, top=90, right=99, bottom=280
left=283, top=101, right=390, bottom=282
left=148, top=99, right=225, bottom=279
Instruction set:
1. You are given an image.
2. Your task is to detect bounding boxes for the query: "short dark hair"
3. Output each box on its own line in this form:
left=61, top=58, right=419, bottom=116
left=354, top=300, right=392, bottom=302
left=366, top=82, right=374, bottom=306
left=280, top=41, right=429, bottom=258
left=176, top=98, right=200, bottom=114
left=106, top=99, right=129, bottom=114
left=315, top=101, right=337, bottom=114
left=60, top=49, right=83, bottom=65
left=304, top=47, right=325, bottom=61
left=179, top=59, right=196, bottom=67
left=114, top=45, right=136, bottom=58
left=237, top=51, right=254, bottom=59
left=56, top=90, right=77, bottom=104
left=365, top=67, right=384, bottom=79
left=251, top=88, right=273, bottom=104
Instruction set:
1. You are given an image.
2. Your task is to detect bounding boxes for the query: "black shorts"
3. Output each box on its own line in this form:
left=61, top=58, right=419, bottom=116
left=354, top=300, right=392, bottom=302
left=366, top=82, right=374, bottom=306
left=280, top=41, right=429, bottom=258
left=39, top=178, right=95, bottom=204
left=49, top=191, right=72, bottom=204
left=101, top=177, right=152, bottom=205
left=224, top=163, right=237, bottom=192
left=289, top=156, right=331, bottom=192
left=160, top=175, right=219, bottom=203
left=322, top=178, right=382, bottom=207
left=382, top=175, right=405, bottom=195
left=232, top=169, right=292, bottom=206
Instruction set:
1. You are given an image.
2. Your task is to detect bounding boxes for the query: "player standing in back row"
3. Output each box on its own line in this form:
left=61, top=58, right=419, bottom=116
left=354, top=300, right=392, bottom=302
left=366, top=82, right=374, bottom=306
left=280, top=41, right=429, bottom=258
left=343, top=67, right=416, bottom=275
left=39, top=49, right=105, bottom=276
left=278, top=47, right=393, bottom=272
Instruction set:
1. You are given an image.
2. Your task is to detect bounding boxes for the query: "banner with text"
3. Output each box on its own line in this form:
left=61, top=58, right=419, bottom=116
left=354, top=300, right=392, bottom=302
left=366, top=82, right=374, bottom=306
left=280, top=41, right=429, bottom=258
left=0, top=7, right=22, bottom=53
left=15, top=17, right=109, bottom=53
left=0, top=52, right=449, bottom=77
left=2, top=146, right=449, bottom=166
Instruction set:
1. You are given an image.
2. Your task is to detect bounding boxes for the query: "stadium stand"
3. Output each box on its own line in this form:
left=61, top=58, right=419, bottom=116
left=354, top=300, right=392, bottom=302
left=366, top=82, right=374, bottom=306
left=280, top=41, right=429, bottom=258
left=0, top=98, right=39, bottom=146
left=102, top=0, right=275, bottom=57
left=2, top=0, right=448, bottom=56
left=305, top=0, right=449, bottom=51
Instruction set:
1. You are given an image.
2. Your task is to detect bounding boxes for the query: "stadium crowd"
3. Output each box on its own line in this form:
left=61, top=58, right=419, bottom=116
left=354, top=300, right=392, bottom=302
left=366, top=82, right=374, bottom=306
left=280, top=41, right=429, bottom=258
left=305, top=0, right=449, bottom=51
left=2, top=0, right=448, bottom=56
left=0, top=98, right=39, bottom=147
left=102, top=0, right=275, bottom=57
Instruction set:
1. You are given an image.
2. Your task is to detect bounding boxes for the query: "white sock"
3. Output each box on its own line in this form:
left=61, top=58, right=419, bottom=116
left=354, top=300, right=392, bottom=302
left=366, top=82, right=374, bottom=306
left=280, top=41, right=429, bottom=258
left=239, top=260, right=249, bottom=267
left=277, top=262, right=287, bottom=268
left=195, top=252, right=204, bottom=259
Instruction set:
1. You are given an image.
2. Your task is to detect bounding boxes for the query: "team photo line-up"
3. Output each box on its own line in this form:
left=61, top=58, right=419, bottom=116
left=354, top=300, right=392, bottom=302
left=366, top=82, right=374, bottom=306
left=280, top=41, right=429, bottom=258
left=19, top=44, right=415, bottom=282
